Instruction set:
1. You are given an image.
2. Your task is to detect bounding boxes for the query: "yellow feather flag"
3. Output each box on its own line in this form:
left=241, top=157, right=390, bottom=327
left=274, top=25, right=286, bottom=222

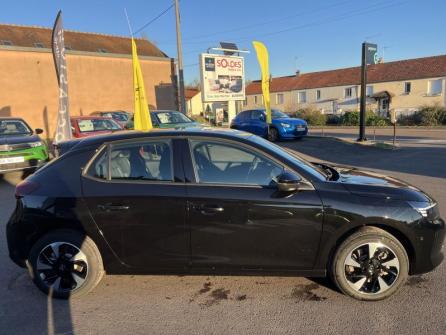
left=252, top=41, right=272, bottom=124
left=132, top=38, right=153, bottom=131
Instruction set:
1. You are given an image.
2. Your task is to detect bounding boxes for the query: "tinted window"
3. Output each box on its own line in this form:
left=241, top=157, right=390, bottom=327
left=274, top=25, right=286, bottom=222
left=237, top=111, right=250, bottom=121
left=109, top=140, right=173, bottom=181
left=154, top=111, right=193, bottom=124
left=251, top=110, right=265, bottom=120
left=190, top=140, right=283, bottom=186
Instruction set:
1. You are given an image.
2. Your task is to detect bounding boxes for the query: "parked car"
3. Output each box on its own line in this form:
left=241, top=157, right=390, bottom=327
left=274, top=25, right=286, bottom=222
left=125, top=110, right=200, bottom=130
left=71, top=116, right=122, bottom=138
left=7, top=128, right=444, bottom=300
left=230, top=109, right=308, bottom=141
left=90, top=111, right=130, bottom=128
left=0, top=117, right=49, bottom=174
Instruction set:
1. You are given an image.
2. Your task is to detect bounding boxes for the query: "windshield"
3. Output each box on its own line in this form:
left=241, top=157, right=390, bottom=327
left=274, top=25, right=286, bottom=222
left=110, top=112, right=129, bottom=122
left=154, top=111, right=193, bottom=124
left=0, top=119, right=32, bottom=136
left=272, top=110, right=289, bottom=119
left=77, top=119, right=121, bottom=133
left=248, top=135, right=327, bottom=181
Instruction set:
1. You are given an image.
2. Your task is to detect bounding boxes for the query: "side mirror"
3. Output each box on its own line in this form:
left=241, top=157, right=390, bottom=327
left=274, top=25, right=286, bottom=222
left=35, top=128, right=43, bottom=135
left=276, top=171, right=302, bottom=192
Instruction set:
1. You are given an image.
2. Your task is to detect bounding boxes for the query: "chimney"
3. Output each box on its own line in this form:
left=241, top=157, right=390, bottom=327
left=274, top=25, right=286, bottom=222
left=295, top=70, right=300, bottom=77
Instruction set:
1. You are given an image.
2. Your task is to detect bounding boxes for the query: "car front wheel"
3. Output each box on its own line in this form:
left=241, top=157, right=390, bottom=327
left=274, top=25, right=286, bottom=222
left=28, top=229, right=104, bottom=299
left=331, top=227, right=409, bottom=301
left=267, top=127, right=279, bottom=142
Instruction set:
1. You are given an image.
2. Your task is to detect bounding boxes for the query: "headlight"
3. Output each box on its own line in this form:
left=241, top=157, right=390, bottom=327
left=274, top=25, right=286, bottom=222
left=28, top=141, right=43, bottom=148
left=280, top=123, right=291, bottom=128
left=408, top=201, right=437, bottom=217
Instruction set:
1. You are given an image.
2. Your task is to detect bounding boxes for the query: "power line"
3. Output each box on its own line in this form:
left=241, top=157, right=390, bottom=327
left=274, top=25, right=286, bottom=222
left=133, top=2, right=175, bottom=35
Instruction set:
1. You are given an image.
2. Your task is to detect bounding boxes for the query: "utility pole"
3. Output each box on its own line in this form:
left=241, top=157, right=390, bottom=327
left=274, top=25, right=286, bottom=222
left=175, top=0, right=186, bottom=114
left=358, top=42, right=367, bottom=141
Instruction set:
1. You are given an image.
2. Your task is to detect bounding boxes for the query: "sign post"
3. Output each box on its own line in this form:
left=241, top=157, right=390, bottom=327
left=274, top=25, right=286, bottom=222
left=358, top=42, right=378, bottom=142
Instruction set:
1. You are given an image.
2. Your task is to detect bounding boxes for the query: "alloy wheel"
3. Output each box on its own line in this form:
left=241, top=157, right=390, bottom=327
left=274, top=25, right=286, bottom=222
left=36, top=242, right=89, bottom=293
left=343, top=242, right=400, bottom=295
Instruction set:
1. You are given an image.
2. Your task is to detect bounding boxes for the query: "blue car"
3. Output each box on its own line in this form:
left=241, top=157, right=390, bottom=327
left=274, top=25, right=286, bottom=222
left=230, top=109, right=308, bottom=141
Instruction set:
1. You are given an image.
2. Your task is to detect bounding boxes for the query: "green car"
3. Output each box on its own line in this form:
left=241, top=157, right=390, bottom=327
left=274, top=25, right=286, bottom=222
left=125, top=110, right=201, bottom=130
left=0, top=117, right=49, bottom=174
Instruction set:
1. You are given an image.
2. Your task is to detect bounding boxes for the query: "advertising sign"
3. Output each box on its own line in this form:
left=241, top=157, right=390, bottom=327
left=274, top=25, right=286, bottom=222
left=365, top=43, right=378, bottom=65
left=200, top=53, right=245, bottom=102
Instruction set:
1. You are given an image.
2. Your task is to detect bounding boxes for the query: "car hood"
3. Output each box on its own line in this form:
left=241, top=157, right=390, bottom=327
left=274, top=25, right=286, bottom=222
left=0, top=134, right=40, bottom=145
left=272, top=118, right=306, bottom=126
left=331, top=165, right=433, bottom=202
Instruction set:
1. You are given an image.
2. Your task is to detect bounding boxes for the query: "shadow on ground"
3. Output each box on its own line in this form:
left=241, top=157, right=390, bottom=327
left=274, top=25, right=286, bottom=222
left=281, top=137, right=446, bottom=179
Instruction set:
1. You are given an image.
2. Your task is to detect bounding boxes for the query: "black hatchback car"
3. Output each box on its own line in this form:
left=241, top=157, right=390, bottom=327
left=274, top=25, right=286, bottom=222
left=7, top=128, right=445, bottom=300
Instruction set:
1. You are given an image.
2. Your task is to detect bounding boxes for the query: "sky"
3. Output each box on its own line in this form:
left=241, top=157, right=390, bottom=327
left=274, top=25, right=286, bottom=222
left=1, top=0, right=445, bottom=83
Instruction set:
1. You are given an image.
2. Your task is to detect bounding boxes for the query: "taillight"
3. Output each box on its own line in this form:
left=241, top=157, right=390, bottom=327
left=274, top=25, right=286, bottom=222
left=15, top=180, right=40, bottom=198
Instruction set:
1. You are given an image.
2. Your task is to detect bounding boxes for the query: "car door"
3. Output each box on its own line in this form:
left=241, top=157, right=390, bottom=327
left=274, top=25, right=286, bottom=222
left=185, top=137, right=323, bottom=271
left=249, top=110, right=268, bottom=137
left=81, top=137, right=189, bottom=269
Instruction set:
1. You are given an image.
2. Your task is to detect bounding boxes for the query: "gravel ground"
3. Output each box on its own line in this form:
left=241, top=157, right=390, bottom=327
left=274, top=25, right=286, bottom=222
left=0, top=135, right=445, bottom=335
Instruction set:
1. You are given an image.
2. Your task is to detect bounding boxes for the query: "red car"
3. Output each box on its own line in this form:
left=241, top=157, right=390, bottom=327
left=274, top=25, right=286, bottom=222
left=70, top=116, right=122, bottom=138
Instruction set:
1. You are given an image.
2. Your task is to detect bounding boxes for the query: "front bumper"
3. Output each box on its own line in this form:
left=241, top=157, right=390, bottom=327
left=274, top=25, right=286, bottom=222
left=279, top=126, right=308, bottom=139
left=410, top=216, right=445, bottom=274
left=0, top=145, right=49, bottom=173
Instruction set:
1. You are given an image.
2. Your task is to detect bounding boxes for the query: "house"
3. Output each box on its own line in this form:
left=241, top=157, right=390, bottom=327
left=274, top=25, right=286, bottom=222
left=0, top=23, right=177, bottom=135
left=245, top=54, right=446, bottom=117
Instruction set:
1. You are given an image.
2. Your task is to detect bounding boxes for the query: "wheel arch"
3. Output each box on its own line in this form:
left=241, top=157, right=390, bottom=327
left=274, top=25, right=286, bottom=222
left=327, top=223, right=416, bottom=274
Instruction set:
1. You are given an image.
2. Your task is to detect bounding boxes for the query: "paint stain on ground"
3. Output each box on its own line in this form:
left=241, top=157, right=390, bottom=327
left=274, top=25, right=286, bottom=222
left=290, top=283, right=327, bottom=302
left=201, top=288, right=231, bottom=307
left=406, top=276, right=429, bottom=289
left=235, top=294, right=247, bottom=301
left=199, top=282, right=212, bottom=294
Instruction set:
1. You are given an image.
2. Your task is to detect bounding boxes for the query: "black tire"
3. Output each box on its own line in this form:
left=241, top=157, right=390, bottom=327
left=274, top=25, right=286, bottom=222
left=28, top=229, right=104, bottom=299
left=331, top=227, right=409, bottom=301
left=267, top=128, right=279, bottom=142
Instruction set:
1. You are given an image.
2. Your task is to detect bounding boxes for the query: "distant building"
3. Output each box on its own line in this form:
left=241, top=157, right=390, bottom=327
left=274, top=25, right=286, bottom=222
left=0, top=24, right=177, bottom=137
left=245, top=55, right=446, bottom=117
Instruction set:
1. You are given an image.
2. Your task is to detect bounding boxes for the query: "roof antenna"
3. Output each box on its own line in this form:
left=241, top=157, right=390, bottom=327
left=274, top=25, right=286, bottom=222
left=124, top=8, right=133, bottom=38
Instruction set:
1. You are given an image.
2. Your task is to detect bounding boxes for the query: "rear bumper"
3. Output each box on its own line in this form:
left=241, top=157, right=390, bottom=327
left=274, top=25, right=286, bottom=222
left=0, top=159, right=47, bottom=173
left=0, top=146, right=49, bottom=173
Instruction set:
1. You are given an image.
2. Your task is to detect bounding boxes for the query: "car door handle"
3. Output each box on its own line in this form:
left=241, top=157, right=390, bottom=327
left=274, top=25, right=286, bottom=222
left=98, top=204, right=130, bottom=211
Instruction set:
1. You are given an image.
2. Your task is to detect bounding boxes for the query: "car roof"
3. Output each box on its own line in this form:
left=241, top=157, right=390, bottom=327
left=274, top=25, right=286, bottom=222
left=71, top=127, right=254, bottom=149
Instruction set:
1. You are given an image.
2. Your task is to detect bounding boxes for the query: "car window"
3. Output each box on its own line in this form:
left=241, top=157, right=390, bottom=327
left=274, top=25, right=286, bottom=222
left=251, top=110, right=265, bottom=121
left=77, top=119, right=121, bottom=132
left=155, top=112, right=193, bottom=124
left=0, top=119, right=32, bottom=136
left=88, top=148, right=108, bottom=180
left=109, top=140, right=173, bottom=181
left=190, top=140, right=283, bottom=186
left=237, top=111, right=250, bottom=121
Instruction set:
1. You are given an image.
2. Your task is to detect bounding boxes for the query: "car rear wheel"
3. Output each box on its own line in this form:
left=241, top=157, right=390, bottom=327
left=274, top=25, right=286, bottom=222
left=28, top=229, right=104, bottom=299
left=267, top=127, right=279, bottom=142
left=331, top=227, right=409, bottom=301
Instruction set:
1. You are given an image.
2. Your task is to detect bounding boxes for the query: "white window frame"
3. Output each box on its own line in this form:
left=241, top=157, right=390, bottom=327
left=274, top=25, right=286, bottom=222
left=316, top=90, right=321, bottom=101
left=254, top=95, right=258, bottom=104
left=298, top=91, right=307, bottom=103
left=427, top=79, right=443, bottom=96
left=276, top=93, right=284, bottom=105
left=344, top=87, right=353, bottom=99
left=366, top=85, right=373, bottom=97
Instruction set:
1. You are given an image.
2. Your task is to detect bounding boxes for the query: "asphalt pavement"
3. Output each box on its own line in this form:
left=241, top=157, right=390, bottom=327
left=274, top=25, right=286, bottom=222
left=0, top=134, right=445, bottom=335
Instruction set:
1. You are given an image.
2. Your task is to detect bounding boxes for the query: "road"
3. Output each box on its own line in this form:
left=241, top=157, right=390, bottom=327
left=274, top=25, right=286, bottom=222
left=310, top=126, right=446, bottom=145
left=0, top=136, right=445, bottom=335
